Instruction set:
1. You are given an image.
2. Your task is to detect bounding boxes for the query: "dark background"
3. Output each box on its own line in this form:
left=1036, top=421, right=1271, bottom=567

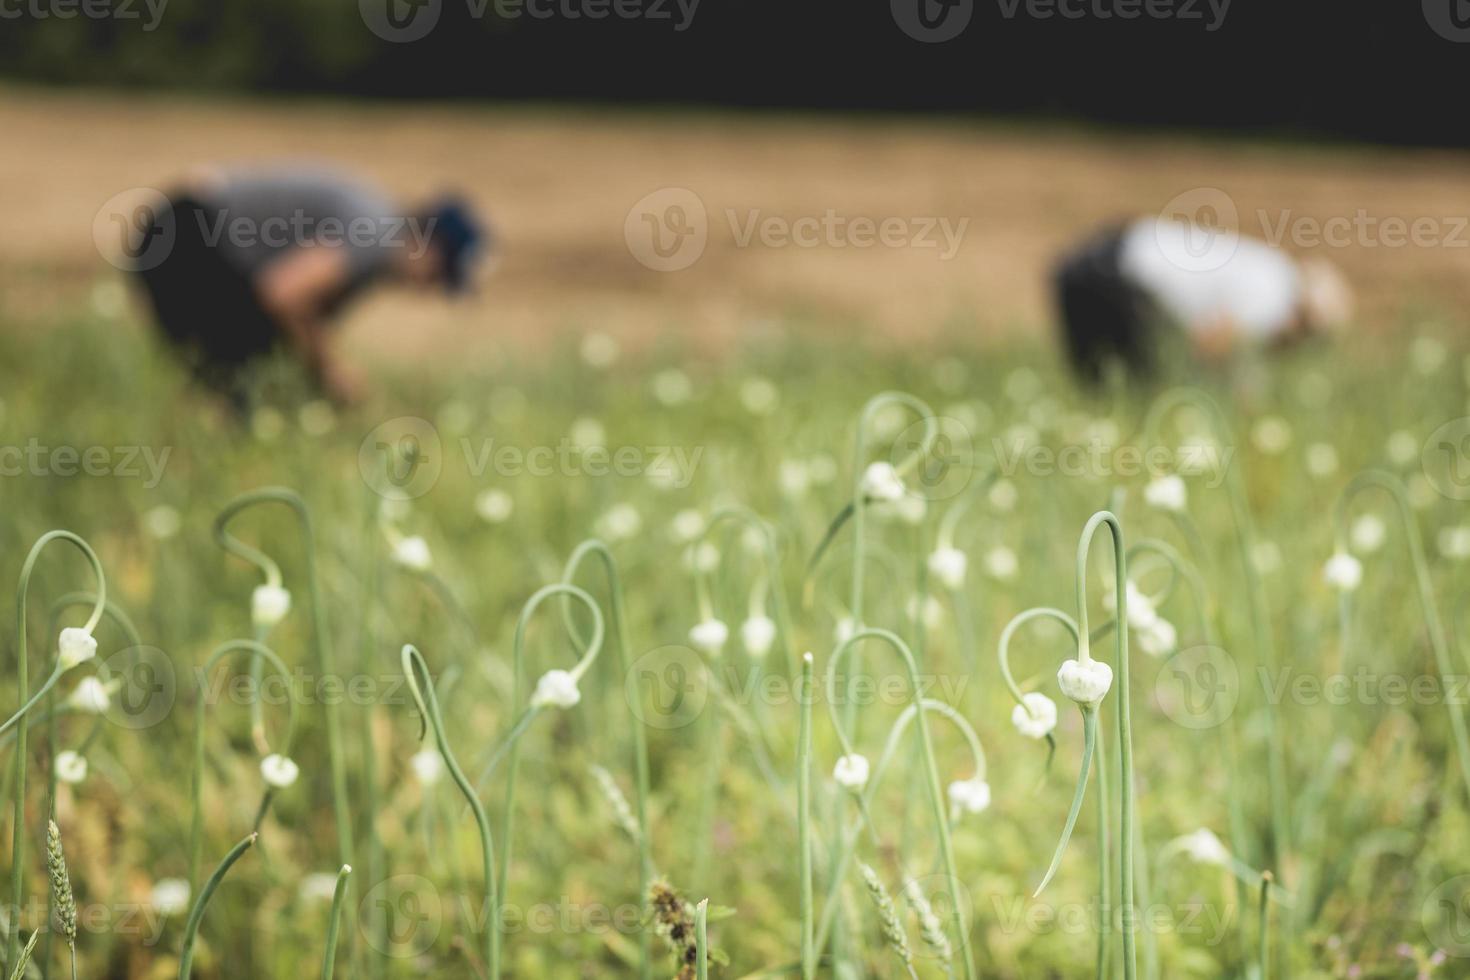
left=0, top=0, right=1464, bottom=147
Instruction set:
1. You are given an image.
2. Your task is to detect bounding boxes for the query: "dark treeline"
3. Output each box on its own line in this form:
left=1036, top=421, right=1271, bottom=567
left=0, top=0, right=1461, bottom=147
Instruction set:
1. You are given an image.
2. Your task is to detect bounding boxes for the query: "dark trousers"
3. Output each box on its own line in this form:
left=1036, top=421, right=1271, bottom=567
left=1052, top=223, right=1155, bottom=385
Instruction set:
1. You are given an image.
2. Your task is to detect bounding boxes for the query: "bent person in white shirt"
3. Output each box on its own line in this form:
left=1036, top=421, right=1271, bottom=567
left=1052, top=216, right=1354, bottom=384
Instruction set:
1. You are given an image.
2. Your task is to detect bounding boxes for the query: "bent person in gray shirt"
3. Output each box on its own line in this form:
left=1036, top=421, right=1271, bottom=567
left=129, top=166, right=491, bottom=406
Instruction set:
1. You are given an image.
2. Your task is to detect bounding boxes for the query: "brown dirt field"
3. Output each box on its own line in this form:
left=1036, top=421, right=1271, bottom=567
left=3, top=86, right=1469, bottom=365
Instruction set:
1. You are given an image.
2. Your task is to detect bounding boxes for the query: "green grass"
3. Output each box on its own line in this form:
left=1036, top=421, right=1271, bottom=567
left=1, top=306, right=1469, bottom=978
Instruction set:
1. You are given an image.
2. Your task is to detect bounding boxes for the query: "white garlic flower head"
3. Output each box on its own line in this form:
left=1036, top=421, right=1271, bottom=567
left=299, top=873, right=341, bottom=904
left=596, top=503, right=642, bottom=543
left=1178, top=828, right=1231, bottom=867
left=739, top=377, right=780, bottom=415
left=688, top=618, right=730, bottom=656
left=1386, top=430, right=1419, bottom=468
left=988, top=478, right=1018, bottom=513
left=143, top=505, right=182, bottom=541
left=1057, top=657, right=1113, bottom=707
left=150, top=878, right=191, bottom=915
left=392, top=535, right=433, bottom=572
left=670, top=509, right=705, bottom=543
left=778, top=460, right=811, bottom=498
left=1251, top=416, right=1293, bottom=455
left=683, top=542, right=720, bottom=575
left=927, top=547, right=968, bottom=591
left=251, top=584, right=292, bottom=629
left=475, top=488, right=514, bottom=524
left=1305, top=442, right=1339, bottom=479
left=261, top=753, right=300, bottom=789
left=832, top=754, right=870, bottom=791
left=906, top=595, right=944, bottom=632
left=1137, top=617, right=1178, bottom=658
left=984, top=546, right=1018, bottom=582
left=833, top=617, right=857, bottom=646
left=410, top=748, right=444, bottom=785
left=740, top=615, right=777, bottom=659
left=55, top=750, right=88, bottom=785
left=68, top=676, right=111, bottom=715
left=1323, top=551, right=1363, bottom=592
left=947, top=777, right=992, bottom=815
left=530, top=669, right=582, bottom=709
left=1350, top=513, right=1387, bottom=555
left=1011, top=692, right=1058, bottom=739
left=860, top=462, right=905, bottom=504
left=1143, top=474, right=1188, bottom=513
left=1106, top=580, right=1157, bottom=631
left=1438, top=525, right=1470, bottom=562
left=892, top=495, right=927, bottom=526
left=58, top=627, right=98, bottom=671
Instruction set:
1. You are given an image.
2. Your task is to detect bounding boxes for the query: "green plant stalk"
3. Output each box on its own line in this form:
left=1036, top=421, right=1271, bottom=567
left=8, top=532, right=106, bottom=970
left=188, top=640, right=298, bottom=891
left=402, top=644, right=499, bottom=978
left=562, top=540, right=653, bottom=980
left=798, top=652, right=814, bottom=980
left=358, top=499, right=386, bottom=980
left=178, top=832, right=256, bottom=979
left=495, top=583, right=604, bottom=977
left=1096, top=714, right=1110, bottom=980
left=321, top=864, right=353, bottom=980
left=214, top=489, right=355, bottom=905
left=824, top=627, right=975, bottom=980
left=695, top=898, right=709, bottom=980
left=1258, top=871, right=1273, bottom=980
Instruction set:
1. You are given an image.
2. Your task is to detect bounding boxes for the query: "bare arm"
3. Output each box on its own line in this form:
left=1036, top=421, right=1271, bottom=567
left=254, top=246, right=363, bottom=404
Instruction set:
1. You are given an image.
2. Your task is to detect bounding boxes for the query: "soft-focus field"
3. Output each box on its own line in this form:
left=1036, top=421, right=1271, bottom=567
left=3, top=305, right=1470, bottom=979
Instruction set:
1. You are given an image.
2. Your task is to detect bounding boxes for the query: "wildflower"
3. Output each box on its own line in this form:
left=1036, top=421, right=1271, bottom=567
left=530, top=669, right=581, bottom=709
left=740, top=615, right=776, bottom=659
left=1144, top=474, right=1188, bottom=513
left=251, top=583, right=291, bottom=629
left=260, top=754, right=300, bottom=789
left=596, top=503, right=642, bottom=542
left=1137, top=617, right=1177, bottom=658
left=928, top=547, right=967, bottom=590
left=891, top=495, right=927, bottom=526
left=1011, top=692, right=1058, bottom=739
left=860, top=462, right=905, bottom=504
left=150, top=878, right=191, bottom=915
left=984, top=545, right=1018, bottom=582
left=1323, top=551, right=1363, bottom=592
left=1350, top=513, right=1386, bottom=554
left=833, top=754, right=870, bottom=791
left=1177, top=828, right=1230, bottom=867
left=947, top=777, right=992, bottom=815
left=68, top=676, right=110, bottom=715
left=475, top=488, right=514, bottom=524
left=410, top=748, right=444, bottom=785
left=58, top=627, right=97, bottom=671
left=1105, top=580, right=1158, bottom=631
left=1057, top=658, right=1113, bottom=707
left=392, top=535, right=433, bottom=572
left=143, top=505, right=181, bottom=540
left=670, top=509, right=705, bottom=543
left=55, top=751, right=88, bottom=785
left=688, top=618, right=729, bottom=656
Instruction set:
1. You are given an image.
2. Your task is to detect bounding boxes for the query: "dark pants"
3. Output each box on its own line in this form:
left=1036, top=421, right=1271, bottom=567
left=133, top=195, right=279, bottom=401
left=1053, top=224, right=1155, bottom=385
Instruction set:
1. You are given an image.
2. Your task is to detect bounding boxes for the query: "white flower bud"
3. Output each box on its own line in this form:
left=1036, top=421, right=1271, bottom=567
left=475, top=488, right=514, bottom=524
left=251, top=584, right=291, bottom=629
left=530, top=669, right=581, bottom=709
left=947, top=777, right=992, bottom=815
left=860, top=462, right=905, bottom=504
left=833, top=754, right=870, bottom=791
left=1011, top=692, right=1058, bottom=739
left=150, top=878, right=191, bottom=915
left=1143, top=474, right=1188, bottom=513
left=68, top=676, right=110, bottom=715
left=1057, top=657, right=1113, bottom=706
left=834, top=617, right=856, bottom=645
left=1323, top=551, right=1362, bottom=592
left=1178, top=828, right=1230, bottom=867
left=392, top=535, right=433, bottom=572
left=778, top=460, right=811, bottom=498
left=410, top=748, right=444, bottom=785
left=596, top=504, right=642, bottom=542
left=1350, top=513, right=1386, bottom=555
left=1137, top=617, right=1177, bottom=658
left=927, top=547, right=967, bottom=591
left=58, top=628, right=97, bottom=671
left=740, top=616, right=777, bottom=659
left=689, top=618, right=729, bottom=656
left=261, top=753, right=300, bottom=789
left=670, top=509, right=705, bottom=543
left=299, top=873, right=340, bottom=903
left=55, top=750, right=88, bottom=785
left=983, top=546, right=1018, bottom=582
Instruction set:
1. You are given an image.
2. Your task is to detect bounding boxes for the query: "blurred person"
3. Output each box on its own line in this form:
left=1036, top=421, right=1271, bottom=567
left=1052, top=215, right=1353, bottom=385
left=130, top=165, right=491, bottom=406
